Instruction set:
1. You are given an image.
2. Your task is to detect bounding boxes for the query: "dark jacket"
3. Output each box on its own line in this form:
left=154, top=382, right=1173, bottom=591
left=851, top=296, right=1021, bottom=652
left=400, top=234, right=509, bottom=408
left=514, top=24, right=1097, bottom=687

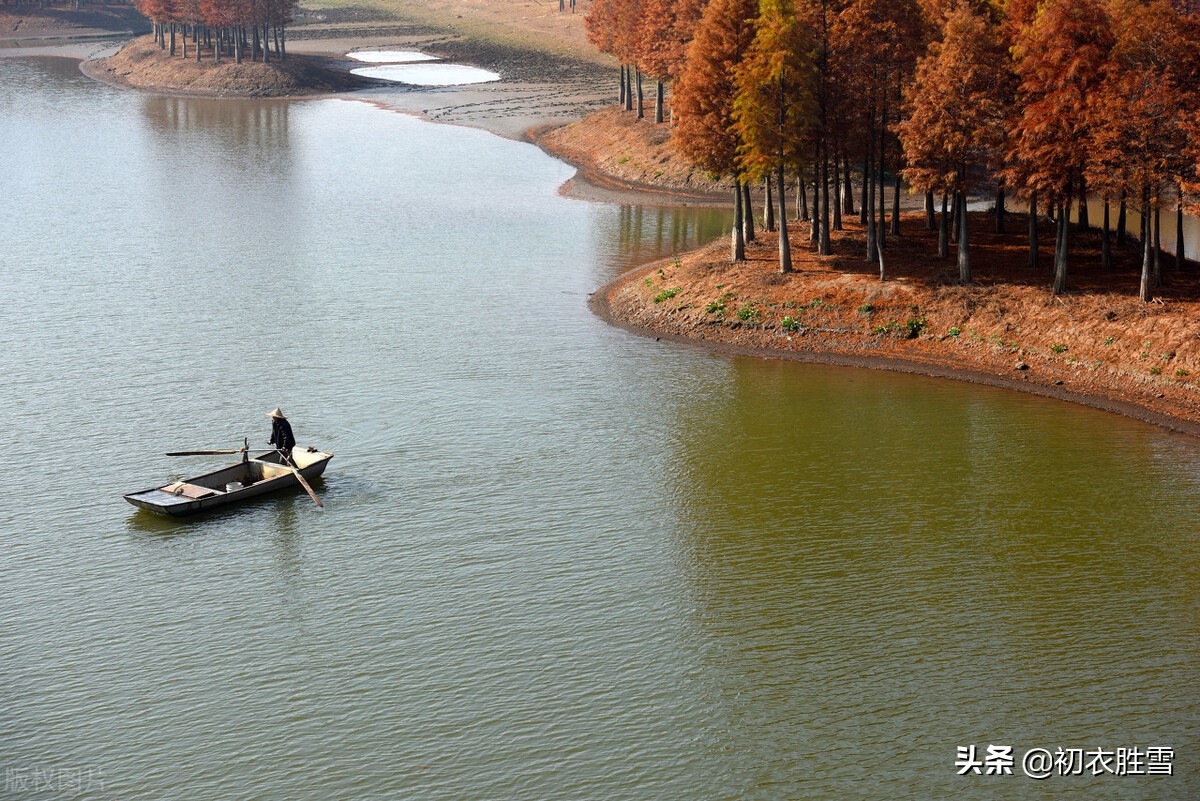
left=270, top=418, right=296, bottom=453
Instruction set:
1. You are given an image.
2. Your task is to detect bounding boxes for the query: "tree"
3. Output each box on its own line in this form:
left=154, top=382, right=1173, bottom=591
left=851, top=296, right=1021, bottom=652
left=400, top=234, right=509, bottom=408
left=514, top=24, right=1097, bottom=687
left=734, top=0, right=816, bottom=272
left=898, top=5, right=1013, bottom=283
left=673, top=0, right=759, bottom=261
left=1008, top=0, right=1112, bottom=294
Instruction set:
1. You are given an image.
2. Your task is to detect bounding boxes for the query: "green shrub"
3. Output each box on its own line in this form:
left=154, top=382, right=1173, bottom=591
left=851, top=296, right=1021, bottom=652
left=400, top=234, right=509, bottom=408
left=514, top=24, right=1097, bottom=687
left=1050, top=343, right=1068, bottom=354
left=781, top=316, right=800, bottom=332
left=653, top=288, right=682, bottom=303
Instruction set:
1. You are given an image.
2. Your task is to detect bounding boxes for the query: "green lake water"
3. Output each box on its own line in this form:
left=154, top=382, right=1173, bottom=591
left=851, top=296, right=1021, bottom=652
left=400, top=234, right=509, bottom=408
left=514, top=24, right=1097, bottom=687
left=1, top=55, right=1197, bottom=800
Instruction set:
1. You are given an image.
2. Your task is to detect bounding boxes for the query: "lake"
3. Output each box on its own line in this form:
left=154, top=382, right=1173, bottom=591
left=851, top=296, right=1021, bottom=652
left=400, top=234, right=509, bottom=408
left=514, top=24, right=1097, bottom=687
left=1, top=55, right=1197, bottom=800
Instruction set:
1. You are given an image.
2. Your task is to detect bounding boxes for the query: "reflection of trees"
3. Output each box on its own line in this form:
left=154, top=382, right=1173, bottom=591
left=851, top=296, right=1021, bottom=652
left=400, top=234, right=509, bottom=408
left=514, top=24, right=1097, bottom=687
left=609, top=203, right=732, bottom=272
left=140, top=95, right=295, bottom=176
left=662, top=357, right=1200, bottom=795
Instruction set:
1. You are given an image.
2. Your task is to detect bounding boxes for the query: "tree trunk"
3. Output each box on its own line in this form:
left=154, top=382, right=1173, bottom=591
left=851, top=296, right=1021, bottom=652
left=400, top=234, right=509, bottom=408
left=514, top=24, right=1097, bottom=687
left=950, top=191, right=959, bottom=244
left=1102, top=199, right=1111, bottom=271
left=777, top=162, right=792, bottom=273
left=1140, top=187, right=1152, bottom=301
left=635, top=68, right=644, bottom=119
left=938, top=193, right=949, bottom=259
left=182, top=26, right=187, bottom=59
left=832, top=151, right=842, bottom=231
left=1053, top=200, right=1070, bottom=294
left=811, top=172, right=820, bottom=243
left=619, top=65, right=626, bottom=106
left=865, top=119, right=876, bottom=262
left=798, top=175, right=808, bottom=222
left=1117, top=190, right=1127, bottom=246
left=170, top=24, right=176, bottom=56
left=877, top=101, right=887, bottom=251
left=1028, top=190, right=1039, bottom=270
left=1153, top=200, right=1162, bottom=286
left=994, top=184, right=1005, bottom=233
left=820, top=147, right=831, bottom=256
left=654, top=81, right=664, bottom=124
left=1177, top=197, right=1186, bottom=270
left=843, top=155, right=854, bottom=215
left=623, top=67, right=633, bottom=112
left=925, top=191, right=935, bottom=231
left=742, top=181, right=755, bottom=243
left=860, top=155, right=869, bottom=225
left=279, top=25, right=286, bottom=61
left=732, top=181, right=745, bottom=262
left=765, top=175, right=775, bottom=232
left=958, top=189, right=971, bottom=284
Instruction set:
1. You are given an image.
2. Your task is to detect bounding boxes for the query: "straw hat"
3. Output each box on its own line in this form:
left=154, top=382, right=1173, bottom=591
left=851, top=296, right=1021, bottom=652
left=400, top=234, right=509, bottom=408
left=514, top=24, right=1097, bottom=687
left=267, top=407, right=287, bottom=419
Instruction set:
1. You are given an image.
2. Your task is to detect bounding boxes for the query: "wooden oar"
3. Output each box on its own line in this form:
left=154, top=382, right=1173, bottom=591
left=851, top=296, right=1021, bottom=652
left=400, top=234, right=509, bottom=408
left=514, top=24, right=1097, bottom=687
left=166, top=449, right=245, bottom=456
left=280, top=451, right=324, bottom=508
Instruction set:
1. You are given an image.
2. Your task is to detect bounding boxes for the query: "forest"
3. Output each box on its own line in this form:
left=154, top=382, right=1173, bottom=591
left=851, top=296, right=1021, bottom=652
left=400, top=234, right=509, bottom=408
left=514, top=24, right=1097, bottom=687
left=586, top=0, right=1200, bottom=300
left=131, top=0, right=295, bottom=64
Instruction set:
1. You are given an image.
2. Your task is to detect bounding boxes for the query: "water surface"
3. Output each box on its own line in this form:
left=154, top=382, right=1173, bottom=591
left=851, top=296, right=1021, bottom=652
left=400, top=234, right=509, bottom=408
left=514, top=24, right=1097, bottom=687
left=1, top=55, right=1197, bottom=801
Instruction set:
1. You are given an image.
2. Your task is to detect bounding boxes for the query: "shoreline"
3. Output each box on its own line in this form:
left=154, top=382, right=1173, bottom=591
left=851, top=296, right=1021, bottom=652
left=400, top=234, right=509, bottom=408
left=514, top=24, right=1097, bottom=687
left=590, top=268, right=1200, bottom=439
left=10, top=9, right=1200, bottom=435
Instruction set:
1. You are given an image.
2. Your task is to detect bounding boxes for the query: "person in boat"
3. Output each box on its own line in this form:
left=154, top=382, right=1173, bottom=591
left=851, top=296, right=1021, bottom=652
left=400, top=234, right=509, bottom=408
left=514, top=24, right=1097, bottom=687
left=268, top=407, right=296, bottom=462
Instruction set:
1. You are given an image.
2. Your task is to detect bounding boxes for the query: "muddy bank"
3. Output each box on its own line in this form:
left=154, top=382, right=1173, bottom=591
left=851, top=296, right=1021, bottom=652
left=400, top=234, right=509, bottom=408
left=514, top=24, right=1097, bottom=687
left=591, top=212, right=1200, bottom=434
left=0, top=6, right=147, bottom=41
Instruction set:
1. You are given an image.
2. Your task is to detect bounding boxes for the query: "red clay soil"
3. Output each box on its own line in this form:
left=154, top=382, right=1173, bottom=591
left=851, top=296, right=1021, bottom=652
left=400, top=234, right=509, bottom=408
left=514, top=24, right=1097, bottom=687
left=539, top=105, right=1200, bottom=432
left=537, top=106, right=733, bottom=201
left=593, top=211, right=1200, bottom=435
left=83, top=34, right=372, bottom=97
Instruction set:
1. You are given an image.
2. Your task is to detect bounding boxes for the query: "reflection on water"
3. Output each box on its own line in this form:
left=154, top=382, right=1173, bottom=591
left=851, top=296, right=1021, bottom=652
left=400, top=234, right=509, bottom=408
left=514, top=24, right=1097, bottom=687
left=3, top=55, right=1198, bottom=801
left=140, top=95, right=295, bottom=174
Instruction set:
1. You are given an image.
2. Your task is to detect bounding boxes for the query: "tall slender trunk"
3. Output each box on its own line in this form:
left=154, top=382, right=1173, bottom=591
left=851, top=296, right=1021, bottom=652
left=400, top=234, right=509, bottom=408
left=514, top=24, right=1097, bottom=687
left=182, top=26, right=188, bottom=59
left=820, top=146, right=831, bottom=256
left=635, top=68, right=644, bottom=119
left=860, top=155, right=869, bottom=225
left=843, top=155, right=854, bottom=215
left=777, top=162, right=792, bottom=273
left=623, top=68, right=633, bottom=112
left=1153, top=199, right=1162, bottom=286
left=925, top=191, right=935, bottom=231
left=279, top=26, right=286, bottom=61
left=877, top=97, right=887, bottom=251
left=1102, top=198, right=1111, bottom=270
left=938, top=193, right=948, bottom=259
left=994, top=184, right=1005, bottom=233
left=732, top=180, right=745, bottom=262
left=1177, top=195, right=1186, bottom=270
left=865, top=116, right=876, bottom=262
left=958, top=189, right=971, bottom=284
left=798, top=175, right=808, bottom=222
left=742, top=181, right=755, bottom=243
left=810, top=172, right=820, bottom=242
left=170, top=23, right=176, bottom=55
left=619, top=65, right=626, bottom=106
left=950, top=191, right=959, bottom=244
left=1117, top=190, right=1128, bottom=246
left=654, top=81, right=664, bottom=124
left=1028, top=190, right=1039, bottom=270
left=765, top=175, right=775, bottom=232
left=1140, top=186, right=1152, bottom=301
left=1053, top=199, right=1070, bottom=294
left=832, top=151, right=842, bottom=231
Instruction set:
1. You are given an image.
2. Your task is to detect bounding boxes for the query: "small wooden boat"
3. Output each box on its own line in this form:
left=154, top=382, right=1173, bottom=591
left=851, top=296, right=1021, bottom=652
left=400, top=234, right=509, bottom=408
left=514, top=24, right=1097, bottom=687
left=124, top=448, right=333, bottom=517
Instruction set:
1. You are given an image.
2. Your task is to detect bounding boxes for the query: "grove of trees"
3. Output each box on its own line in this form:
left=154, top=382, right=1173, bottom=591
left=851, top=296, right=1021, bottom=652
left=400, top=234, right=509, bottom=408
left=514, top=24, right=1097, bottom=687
left=586, top=0, right=1200, bottom=299
left=132, top=0, right=295, bottom=64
